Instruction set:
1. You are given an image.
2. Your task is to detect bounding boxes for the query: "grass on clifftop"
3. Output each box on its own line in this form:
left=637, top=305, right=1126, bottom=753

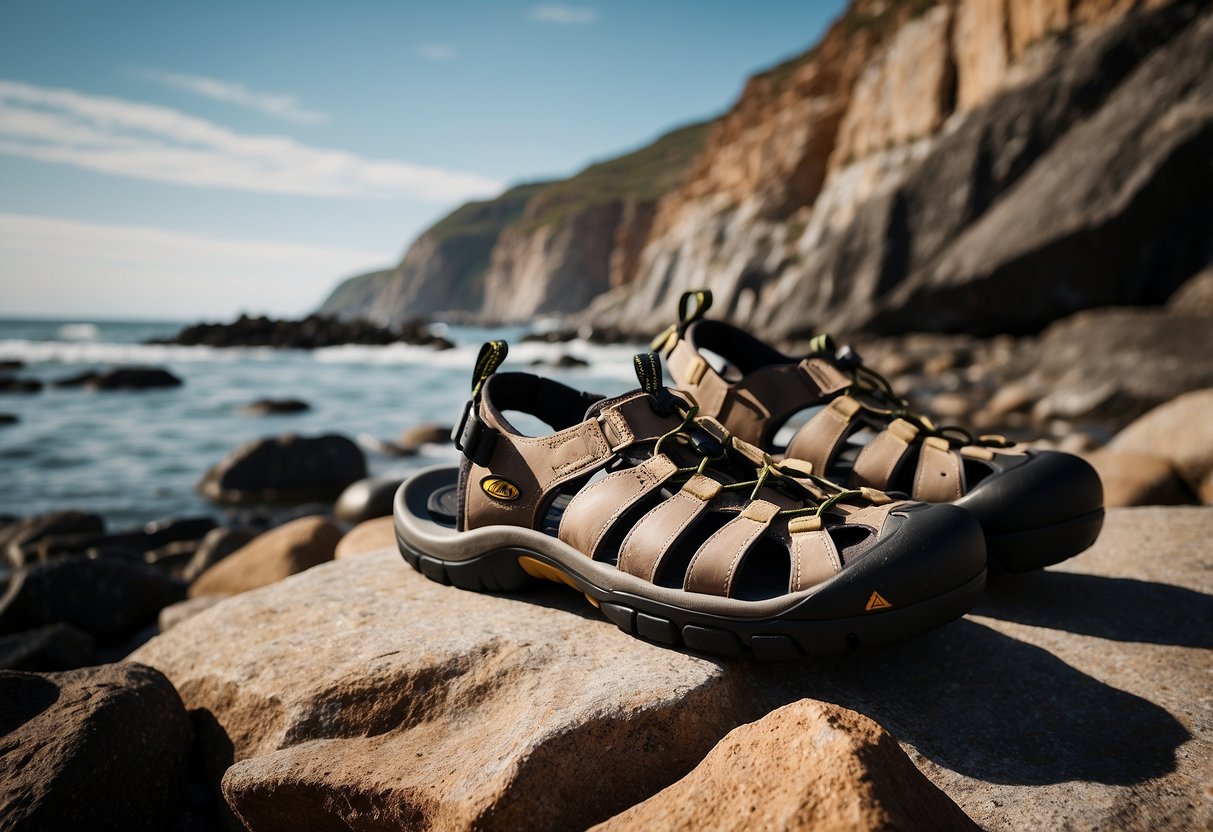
left=522, top=120, right=711, bottom=230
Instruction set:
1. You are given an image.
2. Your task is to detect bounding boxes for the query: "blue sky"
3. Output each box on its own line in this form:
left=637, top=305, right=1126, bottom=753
left=0, top=1, right=844, bottom=319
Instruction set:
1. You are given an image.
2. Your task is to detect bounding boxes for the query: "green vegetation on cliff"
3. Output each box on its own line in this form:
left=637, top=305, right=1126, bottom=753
left=522, top=121, right=711, bottom=229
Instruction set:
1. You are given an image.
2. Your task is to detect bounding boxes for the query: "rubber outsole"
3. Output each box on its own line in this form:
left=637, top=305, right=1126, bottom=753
left=984, top=508, right=1105, bottom=574
left=393, top=467, right=987, bottom=660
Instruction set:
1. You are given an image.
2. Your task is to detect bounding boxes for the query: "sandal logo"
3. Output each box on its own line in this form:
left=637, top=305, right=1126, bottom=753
left=865, top=591, right=892, bottom=612
left=481, top=476, right=521, bottom=502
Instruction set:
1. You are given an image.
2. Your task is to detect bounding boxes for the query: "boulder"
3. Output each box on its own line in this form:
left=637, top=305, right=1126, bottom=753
left=1110, top=388, right=1213, bottom=498
left=188, top=516, right=341, bottom=598
left=0, top=557, right=185, bottom=644
left=596, top=699, right=977, bottom=832
left=334, top=477, right=402, bottom=524
left=0, top=623, right=96, bottom=671
left=159, top=595, right=227, bottom=632
left=53, top=366, right=183, bottom=390
left=1029, top=310, right=1213, bottom=426
left=1169, top=265, right=1213, bottom=316
left=0, top=413, right=18, bottom=425
left=181, top=527, right=256, bottom=583
left=132, top=507, right=1213, bottom=831
left=0, top=359, right=23, bottom=370
left=1083, top=449, right=1195, bottom=507
left=241, top=398, right=310, bottom=416
left=0, top=510, right=106, bottom=568
left=197, top=433, right=367, bottom=504
left=334, top=516, right=396, bottom=560
left=134, top=553, right=739, bottom=832
left=0, top=662, right=192, bottom=831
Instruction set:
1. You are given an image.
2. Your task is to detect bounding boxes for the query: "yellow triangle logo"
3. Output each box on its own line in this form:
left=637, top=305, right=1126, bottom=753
left=865, top=591, right=892, bottom=612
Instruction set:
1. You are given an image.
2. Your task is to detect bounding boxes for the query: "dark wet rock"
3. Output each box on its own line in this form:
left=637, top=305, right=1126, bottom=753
left=0, top=557, right=186, bottom=644
left=334, top=477, right=403, bottom=524
left=0, top=511, right=106, bottom=569
left=397, top=423, right=451, bottom=448
left=4, top=515, right=216, bottom=568
left=241, top=398, right=311, bottom=416
left=145, top=540, right=200, bottom=574
left=0, top=413, right=18, bottom=425
left=0, top=623, right=96, bottom=671
left=147, top=313, right=452, bottom=350
left=0, top=375, right=43, bottom=394
left=181, top=527, right=256, bottom=584
left=188, top=516, right=340, bottom=598
left=522, top=329, right=577, bottom=344
left=530, top=353, right=590, bottom=369
left=197, top=433, right=367, bottom=505
left=53, top=366, right=183, bottom=390
left=0, top=360, right=24, bottom=371
left=0, top=662, right=192, bottom=832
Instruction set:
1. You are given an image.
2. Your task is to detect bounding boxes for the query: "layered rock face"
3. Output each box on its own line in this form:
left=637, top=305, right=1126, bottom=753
left=588, top=0, right=1211, bottom=338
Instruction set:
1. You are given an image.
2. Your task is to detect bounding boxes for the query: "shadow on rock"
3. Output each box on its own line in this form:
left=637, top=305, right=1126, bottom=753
left=976, top=570, right=1213, bottom=648
left=742, top=619, right=1188, bottom=788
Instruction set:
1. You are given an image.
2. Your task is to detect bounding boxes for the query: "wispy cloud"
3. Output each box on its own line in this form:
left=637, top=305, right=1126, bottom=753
left=133, top=68, right=328, bottom=124
left=417, top=44, right=456, bottom=61
left=0, top=79, right=503, bottom=202
left=0, top=214, right=388, bottom=318
left=529, top=5, right=598, bottom=24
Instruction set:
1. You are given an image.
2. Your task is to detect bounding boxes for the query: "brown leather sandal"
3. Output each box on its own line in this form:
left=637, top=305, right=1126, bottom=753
left=394, top=341, right=986, bottom=658
left=653, top=291, right=1104, bottom=574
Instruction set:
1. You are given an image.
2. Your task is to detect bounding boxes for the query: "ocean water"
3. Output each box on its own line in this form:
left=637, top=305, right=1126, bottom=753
left=0, top=318, right=644, bottom=528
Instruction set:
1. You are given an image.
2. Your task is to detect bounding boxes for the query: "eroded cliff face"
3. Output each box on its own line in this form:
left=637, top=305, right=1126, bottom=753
left=585, top=0, right=1206, bottom=339
left=317, top=182, right=546, bottom=324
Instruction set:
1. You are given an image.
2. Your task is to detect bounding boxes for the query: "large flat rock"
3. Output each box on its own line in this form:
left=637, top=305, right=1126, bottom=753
left=746, top=506, right=1213, bottom=830
left=132, top=551, right=741, bottom=831
left=133, top=507, right=1212, bottom=831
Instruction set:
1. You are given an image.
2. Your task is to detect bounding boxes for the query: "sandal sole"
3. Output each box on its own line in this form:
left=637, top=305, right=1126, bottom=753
left=393, top=466, right=987, bottom=660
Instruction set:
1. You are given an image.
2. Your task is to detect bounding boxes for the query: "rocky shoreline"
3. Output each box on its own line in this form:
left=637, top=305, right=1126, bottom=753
left=146, top=313, right=455, bottom=350
left=3, top=329, right=1212, bottom=828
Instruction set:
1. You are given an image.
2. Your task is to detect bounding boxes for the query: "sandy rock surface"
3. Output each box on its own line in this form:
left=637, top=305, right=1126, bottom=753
left=188, top=515, right=340, bottom=598
left=132, top=507, right=1213, bottom=831
left=596, top=698, right=978, bottom=832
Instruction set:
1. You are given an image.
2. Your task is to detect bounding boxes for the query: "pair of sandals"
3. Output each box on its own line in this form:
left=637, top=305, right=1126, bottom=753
left=394, top=292, right=1103, bottom=658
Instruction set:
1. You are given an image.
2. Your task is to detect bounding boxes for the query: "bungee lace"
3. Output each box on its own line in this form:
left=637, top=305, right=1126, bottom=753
left=650, top=398, right=873, bottom=518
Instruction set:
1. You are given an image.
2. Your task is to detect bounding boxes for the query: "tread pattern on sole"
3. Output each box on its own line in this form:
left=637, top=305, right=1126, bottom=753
left=396, top=534, right=981, bottom=661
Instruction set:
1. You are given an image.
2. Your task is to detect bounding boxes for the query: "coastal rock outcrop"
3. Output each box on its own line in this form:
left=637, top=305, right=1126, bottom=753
left=0, top=662, right=193, bottom=832
left=317, top=0, right=1212, bottom=345
left=52, top=367, right=183, bottom=390
left=131, top=507, right=1212, bottom=831
left=197, top=433, right=367, bottom=504
left=149, top=313, right=451, bottom=350
left=591, top=0, right=1213, bottom=339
